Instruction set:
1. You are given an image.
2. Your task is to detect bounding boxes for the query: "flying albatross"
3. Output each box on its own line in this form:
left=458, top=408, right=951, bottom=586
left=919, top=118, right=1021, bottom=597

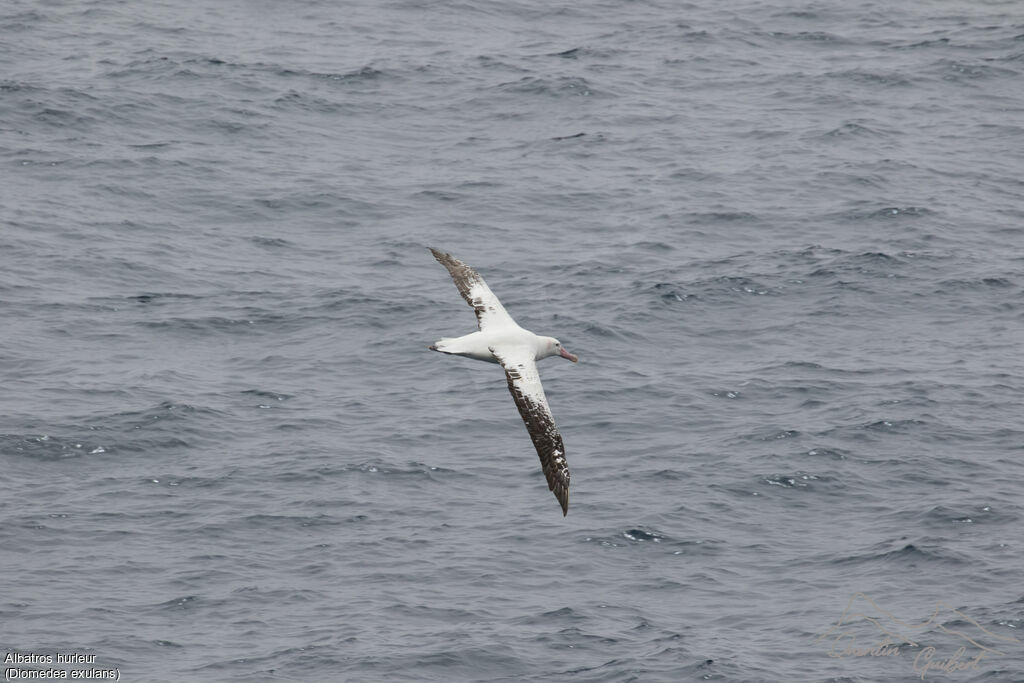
left=428, top=247, right=578, bottom=516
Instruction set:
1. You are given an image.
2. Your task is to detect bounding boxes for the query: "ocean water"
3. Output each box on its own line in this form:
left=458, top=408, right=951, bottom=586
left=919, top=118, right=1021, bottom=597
left=2, top=0, right=1023, bottom=681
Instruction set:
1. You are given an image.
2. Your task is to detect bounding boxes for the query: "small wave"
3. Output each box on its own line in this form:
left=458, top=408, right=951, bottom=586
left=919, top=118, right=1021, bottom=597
left=936, top=277, right=1015, bottom=291
left=761, top=471, right=825, bottom=489
left=240, top=389, right=292, bottom=402
left=131, top=292, right=204, bottom=305
left=547, top=46, right=623, bottom=60
left=939, top=60, right=1018, bottom=82
left=804, top=447, right=851, bottom=460
left=623, top=528, right=665, bottom=542
left=894, top=37, right=950, bottom=49
left=645, top=274, right=778, bottom=305
left=833, top=206, right=933, bottom=221
left=137, top=311, right=296, bottom=335
left=823, top=70, right=912, bottom=87
left=0, top=433, right=111, bottom=460
left=248, top=236, right=294, bottom=249
left=918, top=504, right=1015, bottom=527
left=492, top=75, right=600, bottom=98
left=820, top=122, right=889, bottom=139
left=832, top=540, right=970, bottom=567
left=764, top=30, right=849, bottom=44
left=272, top=89, right=349, bottom=114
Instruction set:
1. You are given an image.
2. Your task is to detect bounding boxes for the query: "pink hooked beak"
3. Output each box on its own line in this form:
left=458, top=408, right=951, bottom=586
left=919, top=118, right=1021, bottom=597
left=559, top=347, right=579, bottom=363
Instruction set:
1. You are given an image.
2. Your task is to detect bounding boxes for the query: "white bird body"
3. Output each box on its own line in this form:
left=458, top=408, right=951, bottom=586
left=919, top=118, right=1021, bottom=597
left=432, top=328, right=558, bottom=365
left=427, top=248, right=578, bottom=516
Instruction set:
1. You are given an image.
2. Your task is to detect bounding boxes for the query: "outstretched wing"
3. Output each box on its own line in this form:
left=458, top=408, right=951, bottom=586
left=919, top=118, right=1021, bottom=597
left=429, top=248, right=517, bottom=331
left=490, top=345, right=571, bottom=516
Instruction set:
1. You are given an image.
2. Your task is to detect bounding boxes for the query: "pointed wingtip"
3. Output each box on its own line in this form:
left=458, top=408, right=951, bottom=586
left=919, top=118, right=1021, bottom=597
left=559, top=490, right=569, bottom=516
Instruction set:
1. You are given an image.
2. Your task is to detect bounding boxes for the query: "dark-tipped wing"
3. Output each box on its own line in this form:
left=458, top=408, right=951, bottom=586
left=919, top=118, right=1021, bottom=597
left=429, top=248, right=516, bottom=331
left=490, top=345, right=570, bottom=516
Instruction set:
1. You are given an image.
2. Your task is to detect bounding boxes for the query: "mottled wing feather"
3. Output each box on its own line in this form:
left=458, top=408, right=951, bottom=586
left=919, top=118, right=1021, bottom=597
left=490, top=346, right=571, bottom=516
left=429, top=248, right=515, bottom=330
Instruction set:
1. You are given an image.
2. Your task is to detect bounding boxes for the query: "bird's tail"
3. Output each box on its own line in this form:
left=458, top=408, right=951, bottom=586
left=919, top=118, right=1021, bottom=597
left=428, top=338, right=454, bottom=354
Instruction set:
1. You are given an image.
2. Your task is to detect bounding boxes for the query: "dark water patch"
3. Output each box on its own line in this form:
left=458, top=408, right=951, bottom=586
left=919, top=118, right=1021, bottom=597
left=917, top=504, right=1017, bottom=528
left=193, top=644, right=353, bottom=679
left=580, top=322, right=628, bottom=338
left=816, top=169, right=889, bottom=189
left=862, top=418, right=929, bottom=433
left=253, top=190, right=356, bottom=212
left=816, top=417, right=970, bottom=446
left=340, top=461, right=470, bottom=483
left=104, top=54, right=190, bottom=79
left=806, top=250, right=909, bottom=281
left=546, top=45, right=625, bottom=60
left=513, top=606, right=586, bottom=627
left=759, top=360, right=879, bottom=376
left=818, top=121, right=889, bottom=139
left=31, top=105, right=97, bottom=130
left=280, top=64, right=388, bottom=85
left=130, top=292, right=204, bottom=305
left=241, top=513, right=342, bottom=530
left=763, top=30, right=850, bottom=44
left=936, top=277, right=1015, bottom=292
left=835, top=206, right=933, bottom=221
left=551, top=131, right=586, bottom=141
left=116, top=401, right=226, bottom=428
left=491, top=75, right=601, bottom=98
left=240, top=389, right=292, bottom=402
left=685, top=211, right=758, bottom=224
left=895, top=37, right=951, bottom=49
left=633, top=240, right=673, bottom=251
left=385, top=603, right=481, bottom=624
left=803, top=447, right=851, bottom=460
left=248, top=236, right=295, bottom=249
left=474, top=54, right=530, bottom=73
left=415, top=188, right=466, bottom=202
left=939, top=60, right=1019, bottom=82
left=563, top=259, right=626, bottom=279
left=0, top=10, right=47, bottom=30
left=0, top=80, right=42, bottom=99
left=647, top=275, right=779, bottom=305
left=272, top=89, right=348, bottom=114
left=136, top=311, right=301, bottom=335
left=63, top=401, right=232, bottom=453
left=758, top=428, right=802, bottom=442
left=150, top=639, right=184, bottom=649
left=823, top=70, right=913, bottom=87
left=155, top=595, right=202, bottom=611
left=830, top=539, right=971, bottom=567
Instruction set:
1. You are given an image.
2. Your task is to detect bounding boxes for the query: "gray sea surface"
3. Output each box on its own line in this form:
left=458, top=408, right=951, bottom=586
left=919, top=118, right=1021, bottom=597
left=2, top=0, right=1024, bottom=681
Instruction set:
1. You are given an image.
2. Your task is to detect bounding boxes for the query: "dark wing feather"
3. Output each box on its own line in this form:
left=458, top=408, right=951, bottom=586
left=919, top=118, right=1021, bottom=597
left=491, top=346, right=571, bottom=516
left=429, top=248, right=514, bottom=330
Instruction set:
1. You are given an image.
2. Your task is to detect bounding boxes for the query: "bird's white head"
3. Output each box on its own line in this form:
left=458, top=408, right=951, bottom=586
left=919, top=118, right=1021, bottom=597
left=541, top=336, right=578, bottom=363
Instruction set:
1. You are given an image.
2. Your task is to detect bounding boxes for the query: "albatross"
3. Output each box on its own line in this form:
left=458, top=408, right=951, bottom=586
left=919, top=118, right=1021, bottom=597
left=428, top=247, right=578, bottom=516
